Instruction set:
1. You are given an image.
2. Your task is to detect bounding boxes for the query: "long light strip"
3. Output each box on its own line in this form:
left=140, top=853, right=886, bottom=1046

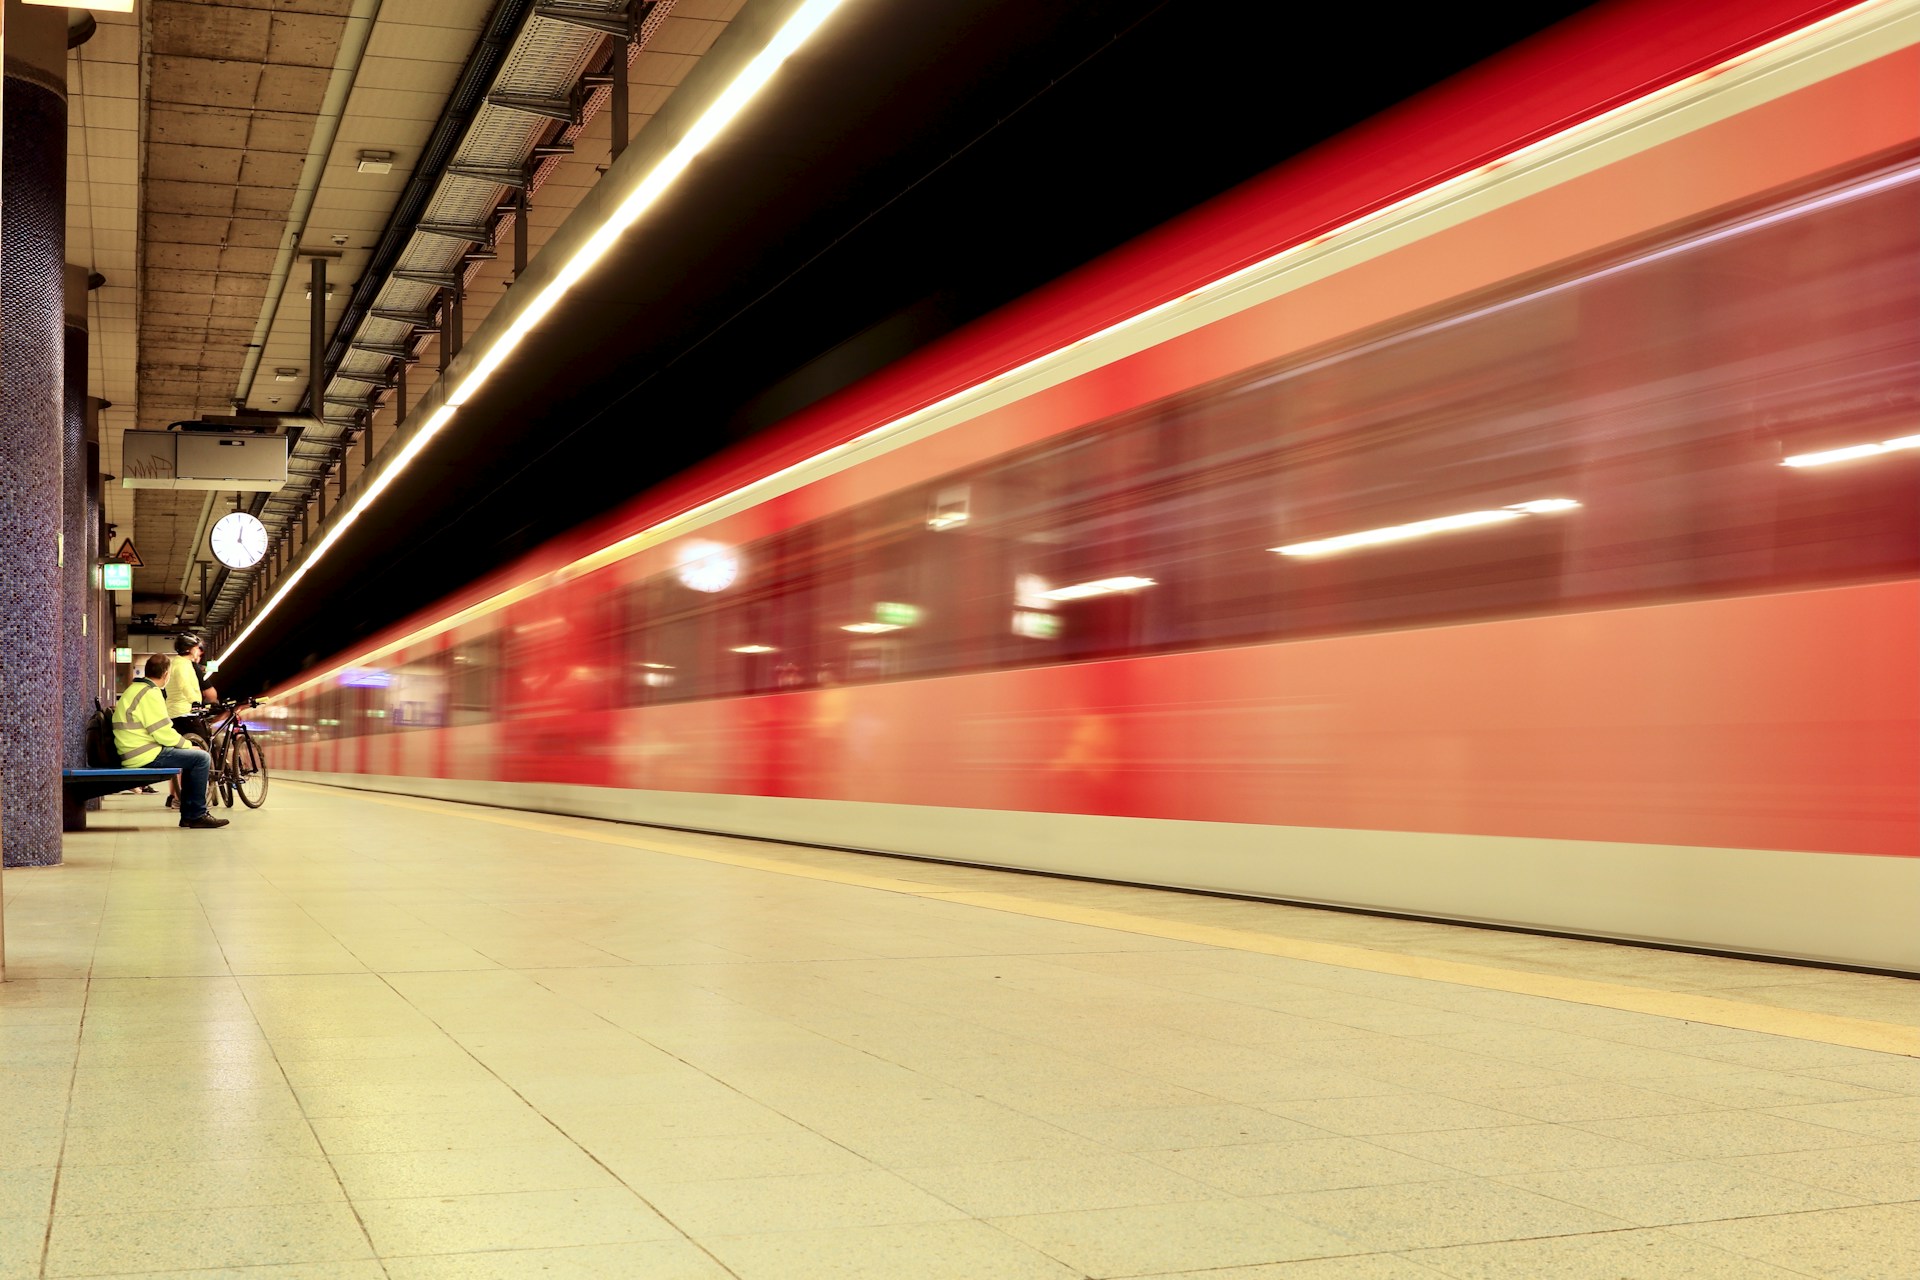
left=1782, top=433, right=1920, bottom=467
left=222, top=0, right=851, bottom=664
left=264, top=0, right=1890, bottom=699
left=1274, top=499, right=1580, bottom=558
left=1042, top=576, right=1157, bottom=602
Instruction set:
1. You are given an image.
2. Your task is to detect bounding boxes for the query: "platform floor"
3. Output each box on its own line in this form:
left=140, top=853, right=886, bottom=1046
left=1, top=783, right=1915, bottom=1280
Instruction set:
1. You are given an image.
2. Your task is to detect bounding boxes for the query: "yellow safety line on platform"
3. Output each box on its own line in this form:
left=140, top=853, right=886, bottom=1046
left=317, top=785, right=1920, bottom=1058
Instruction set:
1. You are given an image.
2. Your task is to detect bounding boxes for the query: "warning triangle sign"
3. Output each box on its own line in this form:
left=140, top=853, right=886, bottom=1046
left=112, top=539, right=144, bottom=567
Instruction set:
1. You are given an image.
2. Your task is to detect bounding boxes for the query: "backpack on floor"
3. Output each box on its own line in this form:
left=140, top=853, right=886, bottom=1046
left=85, top=700, right=120, bottom=768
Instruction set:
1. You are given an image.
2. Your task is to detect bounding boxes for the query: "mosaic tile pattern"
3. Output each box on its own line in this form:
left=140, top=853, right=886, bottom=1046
left=1, top=75, right=69, bottom=868
left=64, top=324, right=93, bottom=770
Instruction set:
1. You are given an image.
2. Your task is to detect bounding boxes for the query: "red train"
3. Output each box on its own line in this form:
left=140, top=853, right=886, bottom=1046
left=270, top=0, right=1920, bottom=971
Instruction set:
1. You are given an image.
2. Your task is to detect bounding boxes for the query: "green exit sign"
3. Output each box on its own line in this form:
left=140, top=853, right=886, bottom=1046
left=113, top=647, right=133, bottom=663
left=102, top=563, right=133, bottom=590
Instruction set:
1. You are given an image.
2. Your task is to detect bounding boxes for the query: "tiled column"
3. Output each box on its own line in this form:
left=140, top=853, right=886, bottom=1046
left=1, top=2, right=71, bottom=868
left=64, top=266, right=94, bottom=772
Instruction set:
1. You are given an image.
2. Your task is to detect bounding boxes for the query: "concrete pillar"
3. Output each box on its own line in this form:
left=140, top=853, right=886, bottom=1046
left=63, top=266, right=91, bottom=769
left=1, top=1, right=71, bottom=868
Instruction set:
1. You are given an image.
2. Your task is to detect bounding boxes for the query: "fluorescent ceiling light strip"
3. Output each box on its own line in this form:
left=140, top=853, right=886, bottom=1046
left=1043, top=576, right=1157, bottom=601
left=1781, top=433, right=1920, bottom=467
left=227, top=0, right=850, bottom=664
left=1274, top=499, right=1580, bottom=557
left=447, top=0, right=846, bottom=409
left=265, top=2, right=1875, bottom=697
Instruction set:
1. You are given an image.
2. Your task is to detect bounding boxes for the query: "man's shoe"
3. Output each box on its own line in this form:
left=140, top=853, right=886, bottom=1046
left=179, top=815, right=230, bottom=830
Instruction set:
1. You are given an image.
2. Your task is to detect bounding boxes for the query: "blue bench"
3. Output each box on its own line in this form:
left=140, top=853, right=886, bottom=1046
left=61, top=768, right=180, bottom=831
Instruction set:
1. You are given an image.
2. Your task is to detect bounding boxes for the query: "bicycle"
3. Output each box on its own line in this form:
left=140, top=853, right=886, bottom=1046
left=201, top=697, right=270, bottom=809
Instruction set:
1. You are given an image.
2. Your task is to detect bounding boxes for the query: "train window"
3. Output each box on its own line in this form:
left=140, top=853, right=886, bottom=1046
left=602, top=156, right=1917, bottom=707
left=448, top=631, right=498, bottom=724
left=390, top=647, right=446, bottom=730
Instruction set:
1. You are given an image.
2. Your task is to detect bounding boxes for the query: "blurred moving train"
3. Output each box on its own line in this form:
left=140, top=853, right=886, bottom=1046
left=271, top=0, right=1919, bottom=971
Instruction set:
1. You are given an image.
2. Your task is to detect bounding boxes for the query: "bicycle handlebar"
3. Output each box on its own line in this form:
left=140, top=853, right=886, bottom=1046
left=197, top=696, right=262, bottom=714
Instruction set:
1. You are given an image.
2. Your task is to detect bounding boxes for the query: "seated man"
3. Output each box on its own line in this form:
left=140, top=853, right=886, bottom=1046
left=113, top=653, right=228, bottom=830
left=163, top=633, right=216, bottom=811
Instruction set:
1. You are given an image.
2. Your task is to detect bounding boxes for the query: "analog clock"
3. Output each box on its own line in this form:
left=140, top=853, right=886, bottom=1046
left=210, top=512, right=269, bottom=569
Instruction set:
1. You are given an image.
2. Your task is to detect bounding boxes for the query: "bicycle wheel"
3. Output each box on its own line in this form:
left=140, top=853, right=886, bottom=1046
left=191, top=731, right=232, bottom=806
left=231, top=728, right=269, bottom=808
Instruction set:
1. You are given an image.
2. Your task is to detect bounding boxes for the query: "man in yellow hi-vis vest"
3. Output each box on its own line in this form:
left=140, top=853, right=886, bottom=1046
left=114, top=654, right=228, bottom=830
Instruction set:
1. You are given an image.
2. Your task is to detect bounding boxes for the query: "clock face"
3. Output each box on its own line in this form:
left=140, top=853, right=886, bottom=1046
left=210, top=512, right=269, bottom=569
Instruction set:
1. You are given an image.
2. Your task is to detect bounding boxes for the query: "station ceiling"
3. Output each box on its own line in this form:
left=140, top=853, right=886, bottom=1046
left=68, top=0, right=1595, bottom=689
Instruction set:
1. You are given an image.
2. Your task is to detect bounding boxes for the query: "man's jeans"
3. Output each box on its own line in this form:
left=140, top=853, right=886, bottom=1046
left=148, top=746, right=212, bottom=820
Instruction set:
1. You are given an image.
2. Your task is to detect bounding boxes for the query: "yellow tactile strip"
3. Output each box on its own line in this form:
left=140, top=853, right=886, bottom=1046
left=321, top=785, right=1919, bottom=1058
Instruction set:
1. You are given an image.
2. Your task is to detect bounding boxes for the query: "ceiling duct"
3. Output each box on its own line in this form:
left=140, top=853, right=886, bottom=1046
left=208, top=0, right=675, bottom=627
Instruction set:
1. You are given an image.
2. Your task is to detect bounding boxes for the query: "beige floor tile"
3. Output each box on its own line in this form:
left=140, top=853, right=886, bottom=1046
left=308, top=1108, right=560, bottom=1156
left=0, top=1128, right=62, bottom=1174
left=705, top=1219, right=1083, bottom=1279
left=1577, top=1109, right=1887, bottom=1159
left=73, top=1059, right=292, bottom=1093
left=1669, top=1202, right=1920, bottom=1280
left=277, top=1055, right=493, bottom=1089
left=1800, top=1060, right=1920, bottom=1094
left=1144, top=1258, right=1451, bottom=1279
left=1716, top=1141, right=1920, bottom=1201
left=1434, top=1080, right=1705, bottom=1123
left=1147, top=1136, right=1457, bottom=1196
left=65, top=1083, right=306, bottom=1128
left=75, top=1035, right=278, bottom=1070
left=1263, top=1094, right=1520, bottom=1137
left=829, top=1115, right=1110, bottom=1168
left=61, top=1118, right=325, bottom=1166
left=1254, top=1177, right=1628, bottom=1252
left=1042, top=1103, right=1332, bottom=1151
left=895, top=1152, right=1220, bottom=1216
left=77, top=1018, right=265, bottom=1045
left=328, top=1142, right=617, bottom=1200
left=0, top=1168, right=55, bottom=1220
left=1630, top=1069, right=1897, bottom=1109
left=543, top=1098, right=801, bottom=1144
left=354, top=1187, right=680, bottom=1256
left=647, top=1165, right=970, bottom=1236
left=0, top=1219, right=41, bottom=1280
left=37, top=1260, right=387, bottom=1279
left=1368, top=1122, right=1667, bottom=1176
left=267, top=1035, right=468, bottom=1064
left=1501, top=1158, right=1866, bottom=1226
left=989, top=1198, right=1355, bottom=1276
left=290, top=1080, right=530, bottom=1120
left=382, top=1240, right=732, bottom=1279
left=1405, top=1225, right=1816, bottom=1278
left=54, top=1156, right=344, bottom=1214
left=1770, top=1096, right=1920, bottom=1142
left=43, top=1201, right=373, bottom=1275
left=591, top=1129, right=873, bottom=1187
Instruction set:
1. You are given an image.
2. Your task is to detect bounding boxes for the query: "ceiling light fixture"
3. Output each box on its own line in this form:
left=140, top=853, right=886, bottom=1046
left=27, top=0, right=135, bottom=12
left=356, top=150, right=394, bottom=174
